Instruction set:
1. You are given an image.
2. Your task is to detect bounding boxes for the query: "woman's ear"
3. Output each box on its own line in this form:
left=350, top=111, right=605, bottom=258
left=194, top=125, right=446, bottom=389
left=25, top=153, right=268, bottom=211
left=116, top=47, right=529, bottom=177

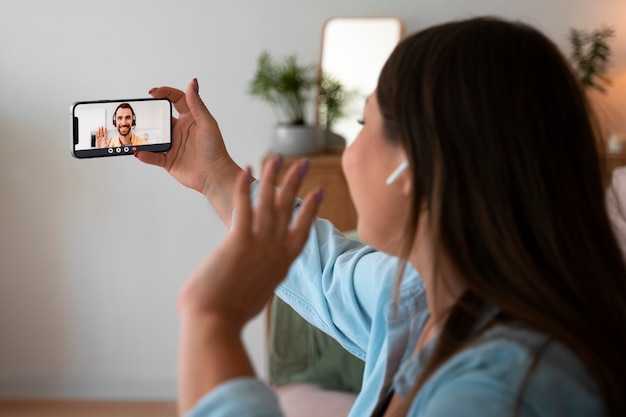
left=385, top=159, right=412, bottom=196
left=386, top=160, right=409, bottom=186
left=401, top=172, right=412, bottom=197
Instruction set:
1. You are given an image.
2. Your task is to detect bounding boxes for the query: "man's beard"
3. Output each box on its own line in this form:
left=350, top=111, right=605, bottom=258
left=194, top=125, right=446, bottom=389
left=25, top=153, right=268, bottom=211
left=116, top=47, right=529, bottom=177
left=117, top=125, right=131, bottom=136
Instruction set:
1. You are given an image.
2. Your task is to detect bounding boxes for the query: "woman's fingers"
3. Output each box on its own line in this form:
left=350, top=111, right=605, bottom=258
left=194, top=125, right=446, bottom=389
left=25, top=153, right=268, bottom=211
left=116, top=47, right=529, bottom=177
left=273, top=160, right=309, bottom=239
left=232, top=167, right=253, bottom=237
left=184, top=79, right=219, bottom=132
left=254, top=157, right=319, bottom=245
left=149, top=86, right=190, bottom=115
left=135, top=150, right=167, bottom=168
left=288, top=187, right=322, bottom=258
left=255, top=155, right=282, bottom=237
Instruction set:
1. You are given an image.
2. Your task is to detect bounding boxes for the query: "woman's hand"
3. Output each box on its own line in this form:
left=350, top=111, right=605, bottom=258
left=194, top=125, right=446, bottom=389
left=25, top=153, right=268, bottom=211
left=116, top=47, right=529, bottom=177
left=176, top=155, right=321, bottom=415
left=136, top=79, right=244, bottom=226
left=178, top=155, right=322, bottom=328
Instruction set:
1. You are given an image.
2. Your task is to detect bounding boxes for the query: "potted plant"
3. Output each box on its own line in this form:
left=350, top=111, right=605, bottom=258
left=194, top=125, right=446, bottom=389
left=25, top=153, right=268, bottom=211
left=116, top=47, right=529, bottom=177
left=568, top=25, right=615, bottom=93
left=249, top=50, right=323, bottom=155
left=318, top=73, right=357, bottom=150
left=568, top=25, right=620, bottom=152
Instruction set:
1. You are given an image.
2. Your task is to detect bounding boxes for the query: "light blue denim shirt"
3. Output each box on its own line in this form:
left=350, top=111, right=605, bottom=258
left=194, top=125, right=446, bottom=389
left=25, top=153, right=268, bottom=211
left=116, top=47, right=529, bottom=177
left=187, top=185, right=605, bottom=417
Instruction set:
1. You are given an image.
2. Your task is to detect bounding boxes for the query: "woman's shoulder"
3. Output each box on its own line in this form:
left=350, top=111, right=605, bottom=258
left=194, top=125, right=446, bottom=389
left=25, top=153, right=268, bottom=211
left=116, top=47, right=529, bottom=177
left=455, top=325, right=599, bottom=388
left=404, top=324, right=606, bottom=417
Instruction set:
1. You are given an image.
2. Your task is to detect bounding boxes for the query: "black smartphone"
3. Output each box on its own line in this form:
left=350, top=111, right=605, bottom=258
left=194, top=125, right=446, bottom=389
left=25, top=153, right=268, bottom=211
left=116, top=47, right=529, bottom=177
left=71, top=98, right=172, bottom=158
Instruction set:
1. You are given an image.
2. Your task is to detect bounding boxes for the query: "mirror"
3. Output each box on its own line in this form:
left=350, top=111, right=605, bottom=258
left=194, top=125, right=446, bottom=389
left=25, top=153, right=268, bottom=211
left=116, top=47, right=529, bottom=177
left=319, top=17, right=404, bottom=147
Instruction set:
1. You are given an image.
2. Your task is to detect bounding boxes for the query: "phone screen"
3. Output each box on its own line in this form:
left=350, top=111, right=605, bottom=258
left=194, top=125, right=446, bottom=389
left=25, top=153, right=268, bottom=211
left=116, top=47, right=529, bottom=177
left=71, top=98, right=172, bottom=158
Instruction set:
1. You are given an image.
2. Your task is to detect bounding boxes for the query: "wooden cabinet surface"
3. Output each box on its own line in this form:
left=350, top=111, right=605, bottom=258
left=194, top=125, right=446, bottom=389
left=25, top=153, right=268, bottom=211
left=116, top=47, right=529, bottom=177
left=600, top=152, right=626, bottom=186
left=264, top=151, right=357, bottom=232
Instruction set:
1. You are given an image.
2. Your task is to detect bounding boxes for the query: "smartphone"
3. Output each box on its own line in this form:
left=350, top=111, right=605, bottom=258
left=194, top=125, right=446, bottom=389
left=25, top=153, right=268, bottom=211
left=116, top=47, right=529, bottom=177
left=71, top=98, right=172, bottom=158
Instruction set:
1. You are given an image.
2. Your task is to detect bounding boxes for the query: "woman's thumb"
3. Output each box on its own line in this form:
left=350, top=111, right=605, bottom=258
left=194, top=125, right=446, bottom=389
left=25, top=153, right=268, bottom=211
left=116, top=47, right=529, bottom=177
left=185, top=78, right=217, bottom=128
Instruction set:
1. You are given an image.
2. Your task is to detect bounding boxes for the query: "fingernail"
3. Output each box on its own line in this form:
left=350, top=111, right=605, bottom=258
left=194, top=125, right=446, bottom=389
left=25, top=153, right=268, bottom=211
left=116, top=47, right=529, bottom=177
left=315, top=188, right=324, bottom=205
left=193, top=78, right=199, bottom=94
left=148, top=88, right=157, bottom=95
left=299, top=160, right=310, bottom=179
left=245, top=166, right=252, bottom=181
left=274, top=155, right=284, bottom=174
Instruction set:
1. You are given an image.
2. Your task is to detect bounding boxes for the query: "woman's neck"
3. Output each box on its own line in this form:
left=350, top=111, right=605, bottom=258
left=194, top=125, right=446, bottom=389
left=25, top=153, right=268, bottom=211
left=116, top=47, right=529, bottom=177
left=408, top=219, right=466, bottom=345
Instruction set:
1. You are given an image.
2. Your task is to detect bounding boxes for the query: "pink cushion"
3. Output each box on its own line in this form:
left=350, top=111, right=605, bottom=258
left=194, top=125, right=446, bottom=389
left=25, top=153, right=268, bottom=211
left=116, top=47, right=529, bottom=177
left=274, top=383, right=356, bottom=417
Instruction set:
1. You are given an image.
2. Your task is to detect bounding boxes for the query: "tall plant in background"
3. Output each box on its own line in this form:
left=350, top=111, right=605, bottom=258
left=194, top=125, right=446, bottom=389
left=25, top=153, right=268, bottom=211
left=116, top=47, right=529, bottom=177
left=568, top=25, right=615, bottom=93
left=318, top=73, right=357, bottom=131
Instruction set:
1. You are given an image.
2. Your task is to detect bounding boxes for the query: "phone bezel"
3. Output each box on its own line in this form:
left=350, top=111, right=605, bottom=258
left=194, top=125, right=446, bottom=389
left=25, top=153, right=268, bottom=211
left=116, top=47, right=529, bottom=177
left=71, top=97, right=172, bottom=159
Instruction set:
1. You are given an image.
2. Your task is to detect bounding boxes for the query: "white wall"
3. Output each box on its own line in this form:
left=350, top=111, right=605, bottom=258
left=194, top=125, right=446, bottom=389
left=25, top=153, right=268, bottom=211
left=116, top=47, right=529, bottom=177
left=1, top=0, right=625, bottom=400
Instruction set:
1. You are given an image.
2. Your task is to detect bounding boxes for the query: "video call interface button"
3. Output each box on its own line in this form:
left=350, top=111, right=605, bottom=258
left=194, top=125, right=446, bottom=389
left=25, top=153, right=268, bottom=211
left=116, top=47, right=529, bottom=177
left=105, top=147, right=133, bottom=155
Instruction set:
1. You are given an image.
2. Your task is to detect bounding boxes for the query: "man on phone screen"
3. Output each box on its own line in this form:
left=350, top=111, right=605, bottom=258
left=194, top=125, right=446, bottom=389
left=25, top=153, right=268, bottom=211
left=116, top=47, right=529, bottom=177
left=96, top=103, right=148, bottom=148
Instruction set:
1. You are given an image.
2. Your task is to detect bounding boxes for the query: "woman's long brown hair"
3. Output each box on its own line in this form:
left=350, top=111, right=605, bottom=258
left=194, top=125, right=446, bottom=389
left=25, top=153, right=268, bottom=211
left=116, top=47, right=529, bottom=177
left=377, top=17, right=626, bottom=416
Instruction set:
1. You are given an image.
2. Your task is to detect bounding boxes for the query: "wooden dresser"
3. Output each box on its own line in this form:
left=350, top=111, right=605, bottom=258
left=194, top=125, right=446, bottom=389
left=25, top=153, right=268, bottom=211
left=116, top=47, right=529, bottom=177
left=263, top=150, right=357, bottom=232
left=600, top=151, right=626, bottom=186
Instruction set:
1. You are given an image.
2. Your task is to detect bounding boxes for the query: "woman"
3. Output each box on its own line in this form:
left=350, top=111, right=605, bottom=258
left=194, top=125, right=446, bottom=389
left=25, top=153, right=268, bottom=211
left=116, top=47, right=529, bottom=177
left=138, top=17, right=626, bottom=417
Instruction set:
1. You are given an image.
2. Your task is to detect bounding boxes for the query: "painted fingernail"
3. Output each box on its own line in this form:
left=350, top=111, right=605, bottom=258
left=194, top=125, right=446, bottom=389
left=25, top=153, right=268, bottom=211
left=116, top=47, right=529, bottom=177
left=299, top=160, right=310, bottom=179
left=148, top=88, right=157, bottom=95
left=274, top=155, right=284, bottom=174
left=245, top=166, right=252, bottom=181
left=193, top=78, right=199, bottom=94
left=315, top=188, right=324, bottom=205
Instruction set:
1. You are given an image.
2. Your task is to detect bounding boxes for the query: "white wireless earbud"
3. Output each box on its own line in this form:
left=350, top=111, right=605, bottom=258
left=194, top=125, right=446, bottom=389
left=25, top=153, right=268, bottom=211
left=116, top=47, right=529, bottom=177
left=385, top=160, right=409, bottom=186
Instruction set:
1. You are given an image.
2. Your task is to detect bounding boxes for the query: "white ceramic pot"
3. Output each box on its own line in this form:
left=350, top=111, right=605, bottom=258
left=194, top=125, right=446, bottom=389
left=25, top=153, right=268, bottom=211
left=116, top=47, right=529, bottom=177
left=271, top=124, right=324, bottom=156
